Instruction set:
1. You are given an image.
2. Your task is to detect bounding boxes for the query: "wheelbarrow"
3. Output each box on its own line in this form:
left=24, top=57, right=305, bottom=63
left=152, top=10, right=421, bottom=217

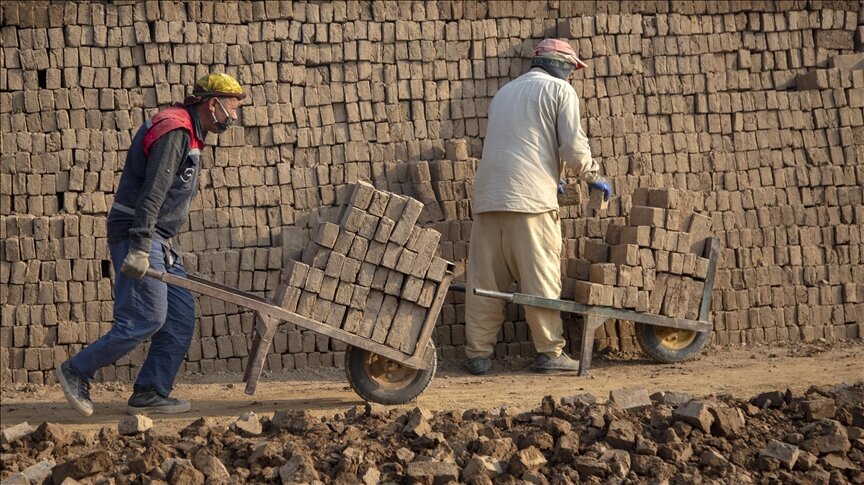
left=145, top=264, right=454, bottom=405
left=469, top=237, right=721, bottom=374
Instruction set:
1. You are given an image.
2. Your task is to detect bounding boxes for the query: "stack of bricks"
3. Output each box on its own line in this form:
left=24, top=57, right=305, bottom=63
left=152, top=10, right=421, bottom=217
left=569, top=188, right=713, bottom=322
left=2, top=0, right=863, bottom=384
left=272, top=181, right=450, bottom=355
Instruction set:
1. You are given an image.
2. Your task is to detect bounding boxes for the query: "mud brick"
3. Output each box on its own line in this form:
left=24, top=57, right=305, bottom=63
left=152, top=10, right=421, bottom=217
left=685, top=279, right=704, bottom=320
left=636, top=291, right=650, bottom=312
left=365, top=241, right=386, bottom=265
left=649, top=273, right=669, bottom=314
left=619, top=226, right=650, bottom=246
left=675, top=232, right=692, bottom=253
left=319, top=276, right=339, bottom=301
left=371, top=266, right=389, bottom=291
left=426, top=257, right=449, bottom=282
left=384, top=270, right=404, bottom=296
left=587, top=187, right=609, bottom=212
left=332, top=231, right=355, bottom=254
left=371, top=295, right=399, bottom=343
left=843, top=283, right=857, bottom=303
left=655, top=251, right=670, bottom=272
left=367, top=190, right=390, bottom=217
left=630, top=206, right=666, bottom=227
left=409, top=161, right=432, bottom=184
left=301, top=244, right=329, bottom=269
left=325, top=303, right=347, bottom=328
left=694, top=257, right=709, bottom=279
left=384, top=194, right=409, bottom=221
left=356, top=262, right=377, bottom=287
left=342, top=308, right=363, bottom=333
left=687, top=213, right=712, bottom=254
left=347, top=180, right=375, bottom=210
left=565, top=258, right=592, bottom=280
left=348, top=236, right=369, bottom=261
left=373, top=217, right=395, bottom=243
left=311, top=297, right=332, bottom=322
left=669, top=252, right=685, bottom=274
left=409, top=229, right=442, bottom=278
left=642, top=269, right=655, bottom=291
left=340, top=206, right=366, bottom=233
left=339, top=257, right=361, bottom=282
left=683, top=253, right=697, bottom=276
left=334, top=281, right=354, bottom=305
left=304, top=267, right=325, bottom=293
left=618, top=265, right=633, bottom=286
left=623, top=286, right=639, bottom=309
left=279, top=287, right=301, bottom=312
left=665, top=210, right=687, bottom=231
left=610, top=244, right=639, bottom=265
left=605, top=224, right=621, bottom=245
left=632, top=187, right=650, bottom=206
left=639, top=249, right=655, bottom=269
left=324, top=252, right=345, bottom=278
left=389, top=200, right=424, bottom=245
left=314, top=222, right=340, bottom=248
left=575, top=281, right=613, bottom=306
left=381, top=242, right=404, bottom=269
left=582, top=240, right=610, bottom=263
left=649, top=227, right=667, bottom=250
left=429, top=160, right=454, bottom=181
left=589, top=263, right=618, bottom=285
left=296, top=292, right=316, bottom=318
left=418, top=281, right=437, bottom=308
left=357, top=290, right=384, bottom=337
left=358, top=214, right=380, bottom=239
left=648, top=188, right=696, bottom=210
left=661, top=276, right=691, bottom=319
left=401, top=275, right=424, bottom=302
left=445, top=139, right=469, bottom=160
left=394, top=248, right=417, bottom=274
left=405, top=226, right=422, bottom=249
left=350, top=285, right=369, bottom=309
left=612, top=287, right=626, bottom=308
left=285, top=261, right=310, bottom=287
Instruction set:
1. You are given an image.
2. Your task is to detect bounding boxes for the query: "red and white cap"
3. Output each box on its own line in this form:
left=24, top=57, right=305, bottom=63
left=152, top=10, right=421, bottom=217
left=532, top=39, right=588, bottom=70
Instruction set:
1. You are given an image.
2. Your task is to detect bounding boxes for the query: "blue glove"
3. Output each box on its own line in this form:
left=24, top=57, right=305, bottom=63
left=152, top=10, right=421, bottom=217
left=588, top=177, right=613, bottom=201
left=557, top=178, right=566, bottom=194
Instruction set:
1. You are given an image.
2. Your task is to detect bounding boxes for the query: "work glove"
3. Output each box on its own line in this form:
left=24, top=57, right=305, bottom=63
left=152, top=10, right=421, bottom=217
left=587, top=177, right=613, bottom=201
left=121, top=249, right=150, bottom=279
left=557, top=178, right=566, bottom=194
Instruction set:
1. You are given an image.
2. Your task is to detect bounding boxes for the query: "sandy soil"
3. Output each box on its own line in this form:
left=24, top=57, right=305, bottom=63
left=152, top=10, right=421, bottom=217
left=2, top=340, right=862, bottom=433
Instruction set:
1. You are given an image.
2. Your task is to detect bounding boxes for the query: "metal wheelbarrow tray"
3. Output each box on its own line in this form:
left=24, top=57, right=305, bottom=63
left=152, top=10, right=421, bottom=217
left=473, top=237, right=721, bottom=375
left=145, top=267, right=454, bottom=405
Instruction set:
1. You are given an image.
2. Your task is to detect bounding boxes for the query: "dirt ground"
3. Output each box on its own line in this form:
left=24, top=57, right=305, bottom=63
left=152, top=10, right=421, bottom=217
left=2, top=340, right=862, bottom=433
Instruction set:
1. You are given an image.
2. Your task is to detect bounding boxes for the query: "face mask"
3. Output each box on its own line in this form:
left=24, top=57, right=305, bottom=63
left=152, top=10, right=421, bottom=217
left=211, top=98, right=234, bottom=133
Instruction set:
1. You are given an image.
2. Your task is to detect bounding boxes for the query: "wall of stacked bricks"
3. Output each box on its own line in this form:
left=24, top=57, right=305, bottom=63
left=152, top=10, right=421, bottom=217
left=1, top=1, right=863, bottom=385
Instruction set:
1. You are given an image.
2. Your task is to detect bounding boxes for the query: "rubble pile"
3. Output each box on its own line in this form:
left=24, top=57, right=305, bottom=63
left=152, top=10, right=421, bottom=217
left=2, top=384, right=862, bottom=484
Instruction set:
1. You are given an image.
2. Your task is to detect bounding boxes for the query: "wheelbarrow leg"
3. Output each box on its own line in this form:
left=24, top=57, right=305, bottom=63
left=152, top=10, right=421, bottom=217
left=578, top=314, right=605, bottom=376
left=243, top=312, right=278, bottom=395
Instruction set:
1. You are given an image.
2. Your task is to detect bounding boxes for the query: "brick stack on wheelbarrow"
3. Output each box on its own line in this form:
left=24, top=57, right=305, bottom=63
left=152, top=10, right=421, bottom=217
left=572, top=187, right=714, bottom=320
left=271, top=181, right=449, bottom=355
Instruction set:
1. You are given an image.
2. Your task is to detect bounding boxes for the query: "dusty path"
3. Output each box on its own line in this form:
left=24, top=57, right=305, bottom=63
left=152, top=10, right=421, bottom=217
left=2, top=341, right=862, bottom=432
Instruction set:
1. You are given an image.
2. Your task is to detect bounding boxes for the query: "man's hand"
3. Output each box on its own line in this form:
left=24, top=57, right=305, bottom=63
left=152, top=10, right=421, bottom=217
left=587, top=177, right=613, bottom=201
left=121, top=249, right=150, bottom=279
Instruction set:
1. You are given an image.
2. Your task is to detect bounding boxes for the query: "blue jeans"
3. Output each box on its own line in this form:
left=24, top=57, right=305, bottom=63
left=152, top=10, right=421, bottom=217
left=69, top=239, right=196, bottom=397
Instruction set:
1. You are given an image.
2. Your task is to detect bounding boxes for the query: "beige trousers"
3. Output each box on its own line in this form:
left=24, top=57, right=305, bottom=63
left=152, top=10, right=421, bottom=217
left=465, top=210, right=565, bottom=358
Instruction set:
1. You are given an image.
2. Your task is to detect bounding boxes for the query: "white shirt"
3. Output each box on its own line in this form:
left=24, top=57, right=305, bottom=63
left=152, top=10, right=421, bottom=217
left=473, top=68, right=598, bottom=214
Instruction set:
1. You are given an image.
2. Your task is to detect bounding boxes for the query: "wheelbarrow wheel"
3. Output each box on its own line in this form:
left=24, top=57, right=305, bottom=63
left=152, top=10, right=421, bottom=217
left=635, top=323, right=710, bottom=363
left=344, top=345, right=436, bottom=405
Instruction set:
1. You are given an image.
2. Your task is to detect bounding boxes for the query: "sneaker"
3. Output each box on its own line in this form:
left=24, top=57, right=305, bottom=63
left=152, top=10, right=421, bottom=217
left=127, top=387, right=191, bottom=415
left=464, top=356, right=492, bottom=375
left=534, top=352, right=581, bottom=374
left=55, top=361, right=94, bottom=416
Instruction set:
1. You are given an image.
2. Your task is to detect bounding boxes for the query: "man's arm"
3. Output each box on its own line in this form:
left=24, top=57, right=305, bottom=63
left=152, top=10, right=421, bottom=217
left=127, top=129, right=191, bottom=252
left=556, top=86, right=600, bottom=180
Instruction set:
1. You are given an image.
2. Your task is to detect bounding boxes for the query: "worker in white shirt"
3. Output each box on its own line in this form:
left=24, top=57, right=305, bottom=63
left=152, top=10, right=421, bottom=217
left=464, top=39, right=612, bottom=375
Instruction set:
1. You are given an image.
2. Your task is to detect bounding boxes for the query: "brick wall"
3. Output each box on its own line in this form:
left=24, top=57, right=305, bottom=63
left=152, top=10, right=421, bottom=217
left=1, top=1, right=862, bottom=385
